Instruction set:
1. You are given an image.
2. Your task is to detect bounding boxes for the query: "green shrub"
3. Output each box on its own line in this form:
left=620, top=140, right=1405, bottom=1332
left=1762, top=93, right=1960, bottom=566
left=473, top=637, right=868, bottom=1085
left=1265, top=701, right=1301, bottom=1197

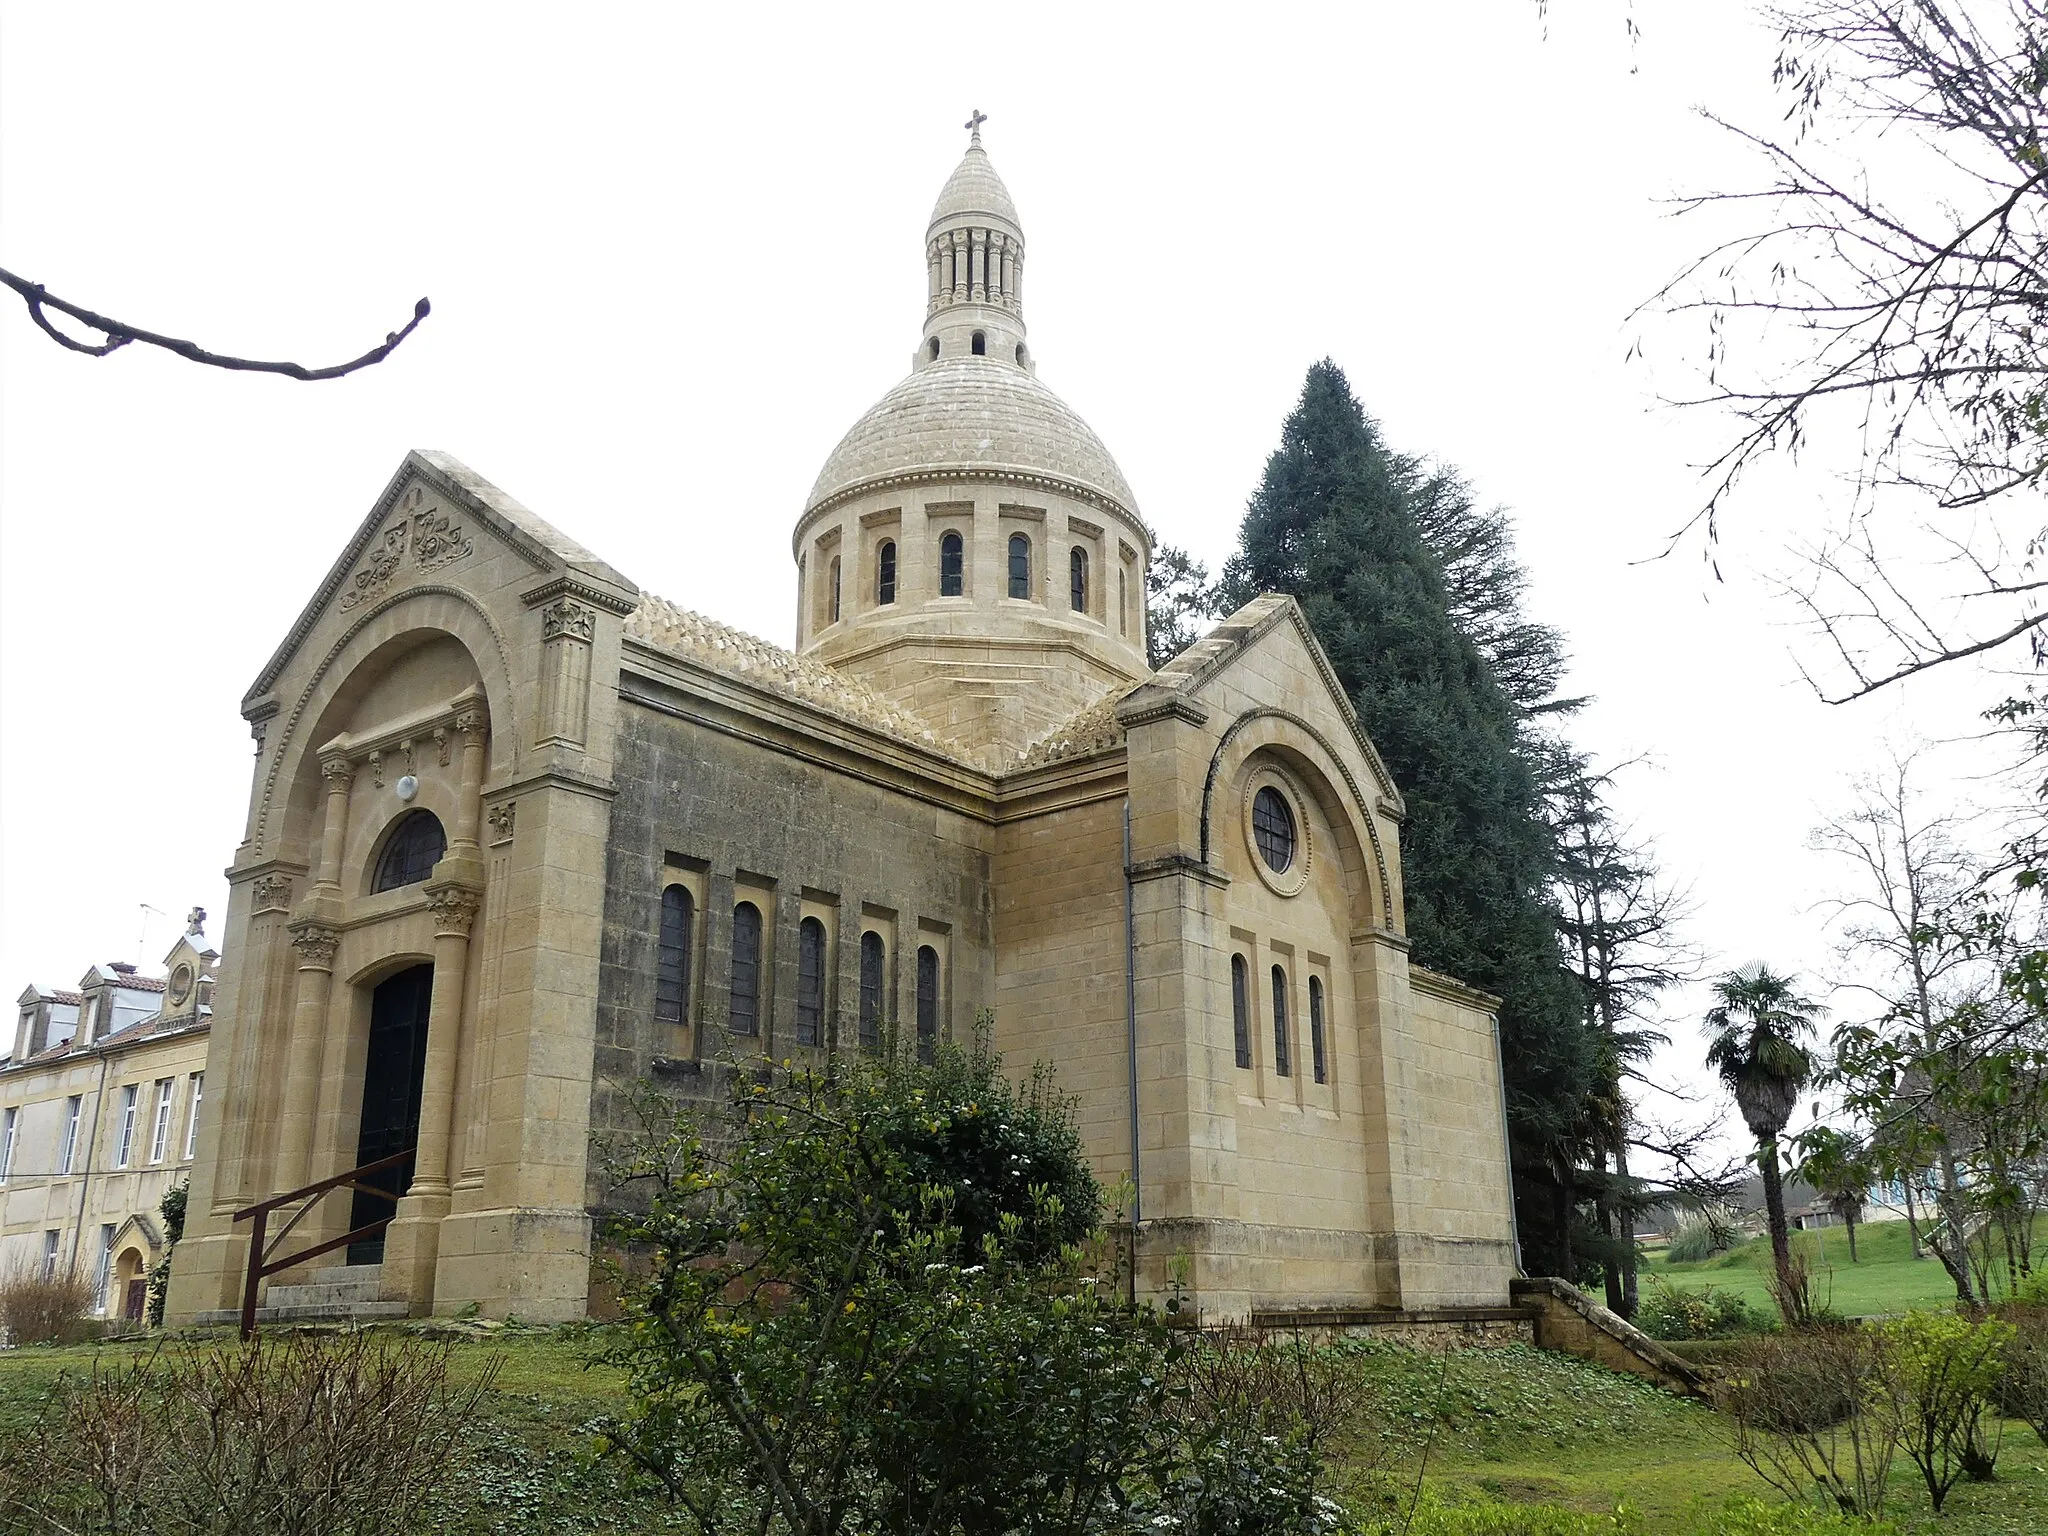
left=1877, top=1308, right=2013, bottom=1510
left=1995, top=1300, right=2048, bottom=1443
left=1637, top=1279, right=1773, bottom=1342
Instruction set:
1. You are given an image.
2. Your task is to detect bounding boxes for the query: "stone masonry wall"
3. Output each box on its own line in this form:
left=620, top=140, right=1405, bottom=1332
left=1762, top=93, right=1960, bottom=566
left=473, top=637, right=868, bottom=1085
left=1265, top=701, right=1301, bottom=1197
left=589, top=693, right=997, bottom=1207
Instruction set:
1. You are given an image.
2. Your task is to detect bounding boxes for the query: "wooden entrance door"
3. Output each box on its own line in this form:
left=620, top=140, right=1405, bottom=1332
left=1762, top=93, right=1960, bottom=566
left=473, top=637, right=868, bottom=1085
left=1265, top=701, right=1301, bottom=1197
left=349, top=963, right=434, bottom=1263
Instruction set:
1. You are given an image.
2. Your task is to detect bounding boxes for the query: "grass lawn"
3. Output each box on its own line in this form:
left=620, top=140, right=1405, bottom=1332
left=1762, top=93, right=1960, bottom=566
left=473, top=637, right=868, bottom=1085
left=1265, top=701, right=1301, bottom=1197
left=0, top=1324, right=2044, bottom=1533
left=1641, top=1217, right=1979, bottom=1318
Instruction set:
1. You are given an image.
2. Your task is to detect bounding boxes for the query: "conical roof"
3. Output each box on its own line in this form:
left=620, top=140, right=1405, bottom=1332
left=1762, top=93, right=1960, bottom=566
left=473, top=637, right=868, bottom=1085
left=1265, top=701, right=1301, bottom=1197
left=929, top=144, right=1019, bottom=229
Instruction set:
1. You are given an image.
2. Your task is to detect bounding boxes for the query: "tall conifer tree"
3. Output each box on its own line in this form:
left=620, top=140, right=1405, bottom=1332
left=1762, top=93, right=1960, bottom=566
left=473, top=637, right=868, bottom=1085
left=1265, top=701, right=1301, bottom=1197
left=1221, top=361, right=1594, bottom=1273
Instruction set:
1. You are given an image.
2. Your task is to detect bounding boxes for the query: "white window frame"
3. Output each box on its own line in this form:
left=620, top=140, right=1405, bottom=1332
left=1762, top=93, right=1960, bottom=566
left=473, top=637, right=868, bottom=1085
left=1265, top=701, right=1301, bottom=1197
left=93, top=1225, right=114, bottom=1313
left=114, top=1084, right=138, bottom=1170
left=184, top=1073, right=203, bottom=1161
left=0, top=1107, right=16, bottom=1183
left=148, top=1078, right=173, bottom=1164
left=60, top=1096, right=82, bottom=1174
left=41, top=1229, right=59, bottom=1279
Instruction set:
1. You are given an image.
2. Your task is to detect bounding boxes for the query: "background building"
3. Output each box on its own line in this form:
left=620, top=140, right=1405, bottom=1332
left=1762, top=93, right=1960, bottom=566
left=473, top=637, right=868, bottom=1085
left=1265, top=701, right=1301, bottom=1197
left=1, top=914, right=213, bottom=1321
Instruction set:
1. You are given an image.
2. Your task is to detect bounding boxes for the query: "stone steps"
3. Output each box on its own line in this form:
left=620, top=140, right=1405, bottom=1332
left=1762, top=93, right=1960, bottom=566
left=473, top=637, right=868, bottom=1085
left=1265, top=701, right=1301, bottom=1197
left=191, top=1263, right=410, bottom=1327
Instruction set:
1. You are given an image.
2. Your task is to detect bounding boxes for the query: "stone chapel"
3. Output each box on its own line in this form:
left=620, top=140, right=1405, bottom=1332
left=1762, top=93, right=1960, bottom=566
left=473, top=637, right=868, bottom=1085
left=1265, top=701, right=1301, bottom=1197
left=166, top=125, right=1519, bottom=1329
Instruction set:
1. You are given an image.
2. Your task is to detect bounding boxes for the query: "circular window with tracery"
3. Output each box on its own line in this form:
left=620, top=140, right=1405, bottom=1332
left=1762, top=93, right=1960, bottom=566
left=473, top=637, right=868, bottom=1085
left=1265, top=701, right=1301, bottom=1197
left=1251, top=787, right=1296, bottom=873
left=1242, top=768, right=1312, bottom=896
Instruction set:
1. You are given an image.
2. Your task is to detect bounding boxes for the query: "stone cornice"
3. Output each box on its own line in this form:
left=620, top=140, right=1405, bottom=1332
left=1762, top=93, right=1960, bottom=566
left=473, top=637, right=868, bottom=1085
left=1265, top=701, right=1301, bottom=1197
left=522, top=574, right=638, bottom=617
left=1115, top=695, right=1209, bottom=730
left=1128, top=854, right=1229, bottom=889
left=1408, top=964, right=1502, bottom=1013
left=794, top=466, right=1144, bottom=553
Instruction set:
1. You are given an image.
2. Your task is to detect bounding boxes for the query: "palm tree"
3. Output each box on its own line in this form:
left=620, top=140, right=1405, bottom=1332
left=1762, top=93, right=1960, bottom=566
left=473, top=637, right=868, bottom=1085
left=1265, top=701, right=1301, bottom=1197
left=1704, top=964, right=1821, bottom=1322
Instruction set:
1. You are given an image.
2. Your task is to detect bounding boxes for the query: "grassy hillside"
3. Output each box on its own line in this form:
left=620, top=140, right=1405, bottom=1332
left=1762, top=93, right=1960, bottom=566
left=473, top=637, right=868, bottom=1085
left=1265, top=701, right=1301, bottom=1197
left=0, top=1325, right=2041, bottom=1532
left=1641, top=1217, right=1976, bottom=1317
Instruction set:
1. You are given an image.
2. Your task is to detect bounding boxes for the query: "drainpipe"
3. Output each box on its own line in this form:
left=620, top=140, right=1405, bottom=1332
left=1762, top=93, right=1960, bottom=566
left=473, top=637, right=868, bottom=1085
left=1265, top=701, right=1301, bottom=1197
left=1490, top=1011, right=1523, bottom=1276
left=1122, top=801, right=1141, bottom=1303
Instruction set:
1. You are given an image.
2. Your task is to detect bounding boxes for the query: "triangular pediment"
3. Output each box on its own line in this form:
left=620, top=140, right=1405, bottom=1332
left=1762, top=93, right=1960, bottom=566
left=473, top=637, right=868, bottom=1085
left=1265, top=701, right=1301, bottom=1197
left=1124, top=593, right=1404, bottom=817
left=242, top=450, right=637, bottom=709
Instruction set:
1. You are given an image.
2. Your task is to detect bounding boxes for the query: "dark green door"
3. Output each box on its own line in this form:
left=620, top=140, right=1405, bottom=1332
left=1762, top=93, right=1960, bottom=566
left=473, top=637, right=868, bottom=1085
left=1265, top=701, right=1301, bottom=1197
left=349, top=963, right=433, bottom=1263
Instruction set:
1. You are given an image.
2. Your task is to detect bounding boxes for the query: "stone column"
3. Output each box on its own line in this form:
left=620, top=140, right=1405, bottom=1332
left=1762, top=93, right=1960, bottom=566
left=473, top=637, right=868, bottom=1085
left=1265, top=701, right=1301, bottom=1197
left=951, top=231, right=968, bottom=302
left=410, top=884, right=481, bottom=1196
left=927, top=241, right=943, bottom=311
left=272, top=922, right=339, bottom=1195
left=272, top=752, right=356, bottom=1193
left=969, top=229, right=986, bottom=302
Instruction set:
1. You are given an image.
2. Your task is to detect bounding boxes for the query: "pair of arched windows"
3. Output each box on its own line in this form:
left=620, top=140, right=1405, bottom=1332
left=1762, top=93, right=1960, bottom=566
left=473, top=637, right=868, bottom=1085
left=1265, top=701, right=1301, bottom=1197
left=1228, top=955, right=1328, bottom=1085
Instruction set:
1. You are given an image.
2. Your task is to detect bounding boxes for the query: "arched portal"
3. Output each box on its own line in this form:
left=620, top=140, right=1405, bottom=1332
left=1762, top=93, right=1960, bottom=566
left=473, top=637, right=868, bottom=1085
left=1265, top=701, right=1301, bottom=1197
left=351, top=963, right=434, bottom=1261
left=113, top=1247, right=147, bottom=1322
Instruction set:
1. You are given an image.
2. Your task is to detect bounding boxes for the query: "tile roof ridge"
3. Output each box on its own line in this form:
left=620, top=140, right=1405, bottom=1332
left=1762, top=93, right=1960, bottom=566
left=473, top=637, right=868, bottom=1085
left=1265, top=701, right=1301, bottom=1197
left=623, top=592, right=963, bottom=765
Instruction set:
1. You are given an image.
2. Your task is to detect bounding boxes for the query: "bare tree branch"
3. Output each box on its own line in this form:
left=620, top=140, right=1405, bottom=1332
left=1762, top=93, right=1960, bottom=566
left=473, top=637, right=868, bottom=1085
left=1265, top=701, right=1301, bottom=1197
left=0, top=266, right=430, bottom=381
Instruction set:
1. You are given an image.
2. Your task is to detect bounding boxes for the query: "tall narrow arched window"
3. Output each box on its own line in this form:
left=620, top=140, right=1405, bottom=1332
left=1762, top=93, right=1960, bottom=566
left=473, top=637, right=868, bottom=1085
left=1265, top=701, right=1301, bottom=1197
left=1007, top=534, right=1031, bottom=600
left=828, top=555, right=842, bottom=623
left=1308, top=974, right=1327, bottom=1084
left=729, top=902, right=762, bottom=1037
left=927, top=336, right=940, bottom=361
left=916, top=945, right=940, bottom=1064
left=656, top=885, right=694, bottom=1024
left=858, top=931, right=885, bottom=1049
left=1119, top=568, right=1129, bottom=636
left=1070, top=546, right=1088, bottom=613
left=373, top=810, right=446, bottom=892
left=877, top=540, right=897, bottom=605
left=796, top=916, right=826, bottom=1046
left=971, top=330, right=987, bottom=356
left=1271, top=965, right=1292, bottom=1077
left=1230, top=955, right=1251, bottom=1069
left=939, top=532, right=964, bottom=597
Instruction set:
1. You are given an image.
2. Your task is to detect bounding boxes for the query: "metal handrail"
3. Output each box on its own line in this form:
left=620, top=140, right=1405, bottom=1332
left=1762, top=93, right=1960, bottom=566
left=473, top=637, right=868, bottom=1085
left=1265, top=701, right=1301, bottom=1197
left=231, top=1147, right=415, bottom=1339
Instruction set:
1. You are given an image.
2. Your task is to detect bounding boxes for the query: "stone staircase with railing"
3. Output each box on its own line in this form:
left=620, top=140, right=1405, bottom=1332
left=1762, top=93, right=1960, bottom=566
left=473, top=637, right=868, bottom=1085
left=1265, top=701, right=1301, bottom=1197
left=193, top=1263, right=409, bottom=1328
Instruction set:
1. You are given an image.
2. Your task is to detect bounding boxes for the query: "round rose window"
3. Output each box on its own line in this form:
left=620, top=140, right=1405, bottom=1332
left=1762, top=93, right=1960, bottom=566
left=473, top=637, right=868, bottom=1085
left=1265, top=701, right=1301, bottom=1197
left=168, top=963, right=194, bottom=1007
left=1251, top=786, right=1297, bottom=873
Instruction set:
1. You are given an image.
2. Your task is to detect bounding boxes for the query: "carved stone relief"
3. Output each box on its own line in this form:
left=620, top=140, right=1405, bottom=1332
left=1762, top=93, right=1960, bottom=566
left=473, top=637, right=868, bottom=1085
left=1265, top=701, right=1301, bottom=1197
left=251, top=874, right=294, bottom=912
left=338, top=524, right=407, bottom=611
left=487, top=802, right=516, bottom=846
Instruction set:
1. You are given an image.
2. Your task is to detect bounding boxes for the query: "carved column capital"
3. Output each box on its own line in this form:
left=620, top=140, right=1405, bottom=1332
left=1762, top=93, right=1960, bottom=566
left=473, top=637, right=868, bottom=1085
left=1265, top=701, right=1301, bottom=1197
left=251, top=873, right=295, bottom=912
left=288, top=922, right=340, bottom=970
left=424, top=882, right=484, bottom=937
left=320, top=753, right=356, bottom=784
left=453, top=706, right=488, bottom=737
left=541, top=598, right=596, bottom=644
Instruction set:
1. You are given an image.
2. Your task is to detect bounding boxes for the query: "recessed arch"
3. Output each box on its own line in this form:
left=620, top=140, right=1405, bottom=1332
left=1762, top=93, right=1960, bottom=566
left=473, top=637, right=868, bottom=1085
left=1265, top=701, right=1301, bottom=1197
left=253, top=586, right=516, bottom=858
left=1198, top=708, right=1396, bottom=931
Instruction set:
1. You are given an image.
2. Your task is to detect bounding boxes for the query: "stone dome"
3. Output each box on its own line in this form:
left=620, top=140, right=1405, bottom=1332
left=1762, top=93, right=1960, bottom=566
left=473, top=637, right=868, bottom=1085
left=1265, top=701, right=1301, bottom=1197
left=929, top=143, right=1019, bottom=228
left=805, top=357, right=1137, bottom=516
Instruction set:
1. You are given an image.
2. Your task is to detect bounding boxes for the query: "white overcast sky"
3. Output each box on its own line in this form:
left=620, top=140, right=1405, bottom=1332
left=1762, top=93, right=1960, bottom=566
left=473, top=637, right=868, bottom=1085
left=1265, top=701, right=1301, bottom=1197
left=0, top=2, right=2019, bottom=1158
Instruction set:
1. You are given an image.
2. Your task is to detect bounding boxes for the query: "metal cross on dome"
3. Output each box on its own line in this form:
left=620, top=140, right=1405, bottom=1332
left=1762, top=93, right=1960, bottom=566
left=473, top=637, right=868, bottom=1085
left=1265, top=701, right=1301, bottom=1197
left=965, top=108, right=987, bottom=146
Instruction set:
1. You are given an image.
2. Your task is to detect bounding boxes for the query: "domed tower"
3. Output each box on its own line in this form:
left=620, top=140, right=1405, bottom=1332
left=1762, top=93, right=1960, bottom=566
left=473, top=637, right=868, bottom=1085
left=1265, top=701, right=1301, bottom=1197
left=794, top=116, right=1152, bottom=769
